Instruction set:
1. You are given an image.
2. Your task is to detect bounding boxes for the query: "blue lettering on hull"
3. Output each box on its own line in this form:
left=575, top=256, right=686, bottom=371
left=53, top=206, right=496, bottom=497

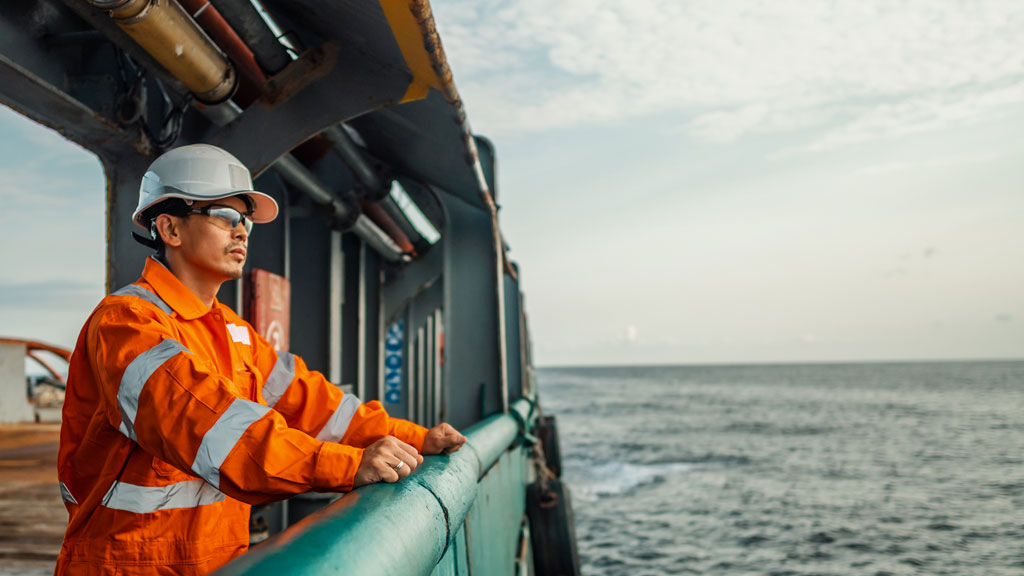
left=384, top=321, right=403, bottom=404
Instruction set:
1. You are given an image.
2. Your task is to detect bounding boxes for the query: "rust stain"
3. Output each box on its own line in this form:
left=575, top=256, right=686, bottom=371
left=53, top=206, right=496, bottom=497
left=260, top=43, right=339, bottom=108
left=408, top=0, right=512, bottom=396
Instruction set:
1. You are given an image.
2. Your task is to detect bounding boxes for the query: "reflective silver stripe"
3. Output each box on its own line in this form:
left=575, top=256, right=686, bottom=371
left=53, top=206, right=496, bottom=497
left=111, top=284, right=173, bottom=315
left=59, top=481, right=78, bottom=505
left=315, top=394, right=362, bottom=442
left=263, top=351, right=296, bottom=407
left=191, top=398, right=270, bottom=489
left=101, top=479, right=225, bottom=513
left=117, top=339, right=190, bottom=441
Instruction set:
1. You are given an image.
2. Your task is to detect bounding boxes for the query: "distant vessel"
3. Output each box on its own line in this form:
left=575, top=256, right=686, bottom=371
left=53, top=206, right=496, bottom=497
left=0, top=1, right=579, bottom=573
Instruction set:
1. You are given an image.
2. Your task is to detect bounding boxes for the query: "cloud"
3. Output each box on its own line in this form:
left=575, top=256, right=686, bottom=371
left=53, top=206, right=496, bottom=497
left=847, top=149, right=1007, bottom=178
left=0, top=106, right=105, bottom=212
left=0, top=168, right=78, bottom=208
left=433, top=0, right=1024, bottom=146
left=850, top=161, right=914, bottom=178
left=805, top=80, right=1024, bottom=151
left=0, top=110, right=105, bottom=209
left=0, top=282, right=104, bottom=309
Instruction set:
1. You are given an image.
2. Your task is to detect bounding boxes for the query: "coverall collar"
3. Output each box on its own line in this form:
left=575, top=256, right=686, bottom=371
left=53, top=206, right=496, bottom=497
left=142, top=256, right=222, bottom=320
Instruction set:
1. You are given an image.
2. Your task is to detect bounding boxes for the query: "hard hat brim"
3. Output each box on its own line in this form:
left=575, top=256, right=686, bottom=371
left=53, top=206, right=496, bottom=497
left=132, top=188, right=279, bottom=230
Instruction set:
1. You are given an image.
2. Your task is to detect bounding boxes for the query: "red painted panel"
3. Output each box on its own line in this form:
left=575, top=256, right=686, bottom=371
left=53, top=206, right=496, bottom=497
left=248, top=269, right=290, bottom=351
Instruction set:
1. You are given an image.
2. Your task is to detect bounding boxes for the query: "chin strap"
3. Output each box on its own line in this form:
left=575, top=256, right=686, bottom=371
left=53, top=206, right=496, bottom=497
left=131, top=231, right=160, bottom=249
left=132, top=221, right=161, bottom=250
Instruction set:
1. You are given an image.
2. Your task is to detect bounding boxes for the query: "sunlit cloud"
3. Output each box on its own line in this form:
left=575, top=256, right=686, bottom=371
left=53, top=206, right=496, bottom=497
left=434, top=0, right=1024, bottom=148
left=806, top=80, right=1024, bottom=151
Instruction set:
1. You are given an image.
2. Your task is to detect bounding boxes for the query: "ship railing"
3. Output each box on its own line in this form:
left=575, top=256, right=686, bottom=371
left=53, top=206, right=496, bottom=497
left=212, top=398, right=536, bottom=575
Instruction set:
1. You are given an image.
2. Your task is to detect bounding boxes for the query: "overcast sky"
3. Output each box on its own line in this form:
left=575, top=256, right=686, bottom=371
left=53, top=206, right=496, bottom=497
left=2, top=0, right=1024, bottom=366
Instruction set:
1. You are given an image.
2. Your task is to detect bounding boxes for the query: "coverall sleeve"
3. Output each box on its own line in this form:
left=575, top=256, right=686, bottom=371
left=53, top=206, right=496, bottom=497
left=252, top=330, right=428, bottom=451
left=89, top=300, right=364, bottom=505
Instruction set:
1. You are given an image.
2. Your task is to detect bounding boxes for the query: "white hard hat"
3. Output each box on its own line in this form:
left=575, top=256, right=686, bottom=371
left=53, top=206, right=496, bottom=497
left=132, top=144, right=279, bottom=230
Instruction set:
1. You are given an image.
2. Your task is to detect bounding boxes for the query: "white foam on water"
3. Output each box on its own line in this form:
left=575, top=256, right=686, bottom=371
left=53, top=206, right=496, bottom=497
left=568, top=461, right=699, bottom=502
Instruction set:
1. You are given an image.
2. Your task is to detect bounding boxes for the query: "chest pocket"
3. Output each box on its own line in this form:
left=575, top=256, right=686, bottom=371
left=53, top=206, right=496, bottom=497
left=233, top=360, right=264, bottom=404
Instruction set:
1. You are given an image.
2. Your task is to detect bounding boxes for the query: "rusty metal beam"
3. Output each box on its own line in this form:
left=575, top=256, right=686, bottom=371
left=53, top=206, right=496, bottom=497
left=0, top=53, right=138, bottom=159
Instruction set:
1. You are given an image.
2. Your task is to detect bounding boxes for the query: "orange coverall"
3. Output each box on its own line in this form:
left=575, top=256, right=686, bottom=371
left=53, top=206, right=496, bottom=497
left=56, top=257, right=427, bottom=575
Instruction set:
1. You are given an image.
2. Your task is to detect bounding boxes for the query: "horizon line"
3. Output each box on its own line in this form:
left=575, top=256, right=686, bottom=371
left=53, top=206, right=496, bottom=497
left=536, top=356, right=1024, bottom=370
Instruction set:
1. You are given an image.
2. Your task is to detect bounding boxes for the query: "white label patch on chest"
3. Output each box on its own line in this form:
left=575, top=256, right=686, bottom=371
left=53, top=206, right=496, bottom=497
left=226, top=323, right=251, bottom=345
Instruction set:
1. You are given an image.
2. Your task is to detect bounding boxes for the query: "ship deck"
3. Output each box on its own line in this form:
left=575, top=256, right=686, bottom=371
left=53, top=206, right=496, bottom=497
left=0, top=423, right=64, bottom=576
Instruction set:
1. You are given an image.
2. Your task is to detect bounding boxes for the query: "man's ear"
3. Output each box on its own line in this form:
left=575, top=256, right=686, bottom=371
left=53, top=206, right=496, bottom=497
left=154, top=214, right=184, bottom=248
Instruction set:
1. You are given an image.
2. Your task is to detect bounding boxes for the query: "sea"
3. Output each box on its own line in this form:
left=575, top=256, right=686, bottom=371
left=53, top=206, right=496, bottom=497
left=537, top=361, right=1024, bottom=576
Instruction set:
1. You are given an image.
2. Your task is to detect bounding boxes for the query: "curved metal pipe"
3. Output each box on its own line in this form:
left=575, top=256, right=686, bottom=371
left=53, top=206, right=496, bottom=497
left=378, top=195, right=426, bottom=246
left=88, top=0, right=237, bottom=104
left=322, top=125, right=416, bottom=256
left=361, top=201, right=414, bottom=255
left=274, top=155, right=405, bottom=262
left=209, top=0, right=292, bottom=75
left=178, top=0, right=266, bottom=106
left=89, top=0, right=405, bottom=261
left=0, top=338, right=72, bottom=386
left=322, top=125, right=383, bottom=193
left=0, top=338, right=72, bottom=362
left=271, top=154, right=337, bottom=206
left=351, top=214, right=406, bottom=263
left=194, top=99, right=243, bottom=127
left=26, top=351, right=68, bottom=387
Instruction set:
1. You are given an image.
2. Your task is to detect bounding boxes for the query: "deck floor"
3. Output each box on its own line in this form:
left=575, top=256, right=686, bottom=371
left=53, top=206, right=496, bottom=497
left=0, top=423, right=64, bottom=576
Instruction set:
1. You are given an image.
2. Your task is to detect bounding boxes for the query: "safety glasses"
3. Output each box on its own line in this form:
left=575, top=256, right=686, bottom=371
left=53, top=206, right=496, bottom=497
left=188, top=205, right=254, bottom=233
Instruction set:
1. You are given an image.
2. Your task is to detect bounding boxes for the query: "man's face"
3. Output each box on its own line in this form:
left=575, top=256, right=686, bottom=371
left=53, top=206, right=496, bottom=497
left=173, top=195, right=251, bottom=282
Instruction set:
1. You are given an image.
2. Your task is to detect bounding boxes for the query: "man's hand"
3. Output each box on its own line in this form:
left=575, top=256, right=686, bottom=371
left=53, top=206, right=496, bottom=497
left=353, top=436, right=423, bottom=487
left=421, top=423, right=467, bottom=455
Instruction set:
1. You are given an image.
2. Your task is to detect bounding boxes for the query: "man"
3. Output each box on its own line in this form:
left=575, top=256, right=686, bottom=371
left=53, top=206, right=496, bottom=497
left=55, top=144, right=465, bottom=575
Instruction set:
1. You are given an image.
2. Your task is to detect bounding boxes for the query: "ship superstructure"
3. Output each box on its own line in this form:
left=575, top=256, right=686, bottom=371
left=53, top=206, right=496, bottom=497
left=0, top=1, right=578, bottom=573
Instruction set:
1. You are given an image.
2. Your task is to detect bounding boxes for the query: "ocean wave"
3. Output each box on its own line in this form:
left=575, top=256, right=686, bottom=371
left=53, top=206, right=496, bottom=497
left=723, top=421, right=836, bottom=436
left=542, top=362, right=1024, bottom=576
left=567, top=460, right=700, bottom=502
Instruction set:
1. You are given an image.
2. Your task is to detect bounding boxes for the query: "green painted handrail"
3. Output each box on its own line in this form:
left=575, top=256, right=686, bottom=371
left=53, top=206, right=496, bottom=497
left=213, top=398, right=535, bottom=576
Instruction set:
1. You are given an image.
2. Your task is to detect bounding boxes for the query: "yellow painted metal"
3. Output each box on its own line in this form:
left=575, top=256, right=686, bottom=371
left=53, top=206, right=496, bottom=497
left=96, top=0, right=236, bottom=103
left=377, top=0, right=443, bottom=103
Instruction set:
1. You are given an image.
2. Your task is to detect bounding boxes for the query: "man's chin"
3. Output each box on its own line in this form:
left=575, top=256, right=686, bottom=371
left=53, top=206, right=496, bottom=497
left=225, top=263, right=245, bottom=280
